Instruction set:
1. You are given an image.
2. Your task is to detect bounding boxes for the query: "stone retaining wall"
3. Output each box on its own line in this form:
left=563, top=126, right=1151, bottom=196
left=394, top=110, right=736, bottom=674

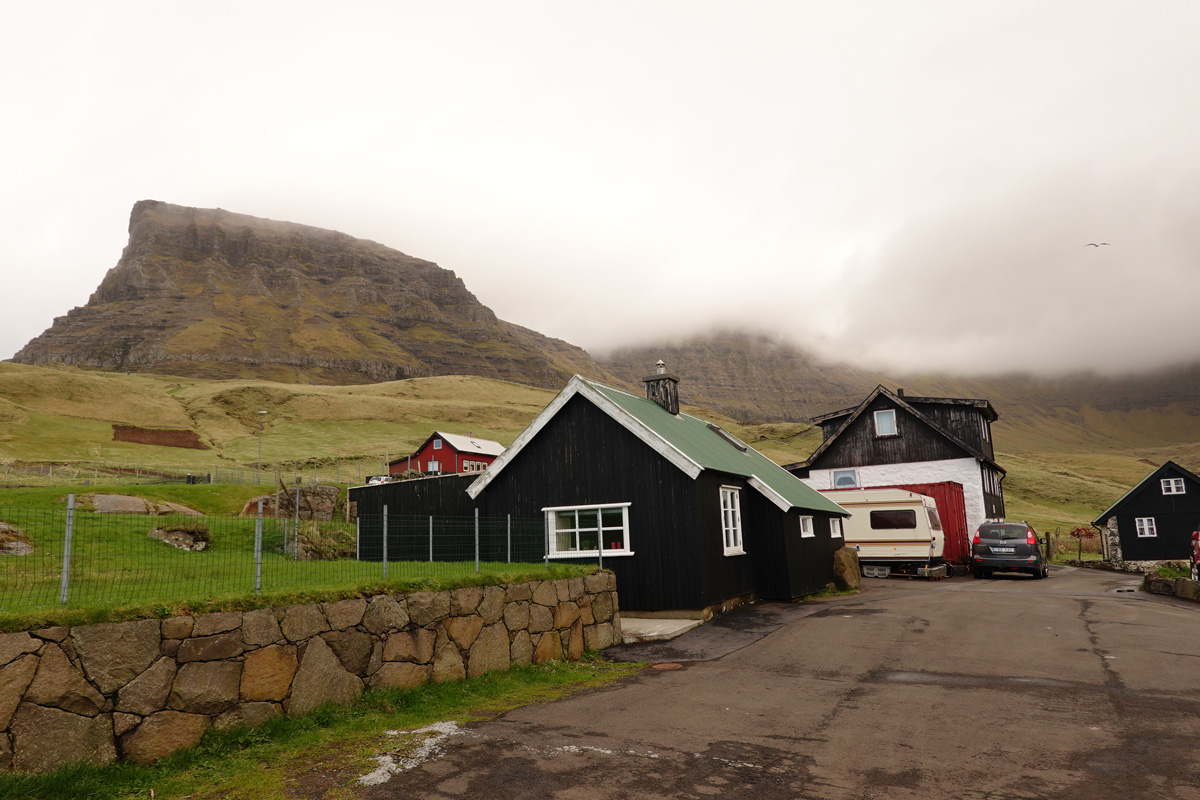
left=0, top=574, right=620, bottom=773
left=1143, top=574, right=1200, bottom=602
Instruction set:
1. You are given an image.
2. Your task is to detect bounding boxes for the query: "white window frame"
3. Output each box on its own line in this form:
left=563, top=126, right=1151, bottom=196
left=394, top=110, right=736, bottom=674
left=1162, top=478, right=1186, bottom=495
left=1135, top=517, right=1158, bottom=538
left=981, top=416, right=991, bottom=443
left=543, top=502, right=633, bottom=559
left=799, top=516, right=815, bottom=538
left=874, top=409, right=898, bottom=437
left=720, top=486, right=745, bottom=556
left=830, top=517, right=843, bottom=538
left=832, top=469, right=859, bottom=489
left=433, top=439, right=443, bottom=450
left=427, top=460, right=439, bottom=473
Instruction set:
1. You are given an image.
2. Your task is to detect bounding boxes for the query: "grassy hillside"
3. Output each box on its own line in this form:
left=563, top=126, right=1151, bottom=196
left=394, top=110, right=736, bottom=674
left=3, top=361, right=1197, bottom=535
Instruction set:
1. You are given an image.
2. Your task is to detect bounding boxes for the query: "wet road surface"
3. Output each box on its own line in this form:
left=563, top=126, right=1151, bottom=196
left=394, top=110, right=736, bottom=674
left=358, top=567, right=1200, bottom=799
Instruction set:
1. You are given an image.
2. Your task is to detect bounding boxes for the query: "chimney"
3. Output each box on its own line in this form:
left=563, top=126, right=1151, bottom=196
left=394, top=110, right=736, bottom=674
left=897, top=387, right=905, bottom=397
left=643, top=359, right=680, bottom=415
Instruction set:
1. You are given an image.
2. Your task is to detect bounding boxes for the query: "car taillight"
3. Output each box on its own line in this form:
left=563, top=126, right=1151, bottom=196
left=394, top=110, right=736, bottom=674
left=972, top=531, right=981, bottom=544
left=1026, top=530, right=1037, bottom=546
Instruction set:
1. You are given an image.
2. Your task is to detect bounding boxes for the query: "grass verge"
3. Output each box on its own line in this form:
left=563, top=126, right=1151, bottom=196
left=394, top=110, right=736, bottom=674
left=0, top=654, right=644, bottom=800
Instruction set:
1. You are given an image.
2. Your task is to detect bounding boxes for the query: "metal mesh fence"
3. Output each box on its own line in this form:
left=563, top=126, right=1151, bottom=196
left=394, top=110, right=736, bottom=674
left=0, top=501, right=556, bottom=614
left=0, top=458, right=399, bottom=488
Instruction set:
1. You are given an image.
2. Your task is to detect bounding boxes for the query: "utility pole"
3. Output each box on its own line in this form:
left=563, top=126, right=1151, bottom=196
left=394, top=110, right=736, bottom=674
left=256, top=410, right=267, bottom=484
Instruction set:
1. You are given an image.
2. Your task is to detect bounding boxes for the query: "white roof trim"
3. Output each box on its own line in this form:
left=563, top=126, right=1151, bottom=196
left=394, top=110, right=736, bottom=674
left=747, top=475, right=791, bottom=513
left=467, top=376, right=702, bottom=499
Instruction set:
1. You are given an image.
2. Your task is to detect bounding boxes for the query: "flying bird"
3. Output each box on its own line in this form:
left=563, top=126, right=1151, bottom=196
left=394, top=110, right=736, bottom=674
left=1085, top=242, right=1110, bottom=247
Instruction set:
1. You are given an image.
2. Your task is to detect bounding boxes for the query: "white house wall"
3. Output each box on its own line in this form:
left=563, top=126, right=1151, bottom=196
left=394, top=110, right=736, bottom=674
left=802, top=457, right=993, bottom=535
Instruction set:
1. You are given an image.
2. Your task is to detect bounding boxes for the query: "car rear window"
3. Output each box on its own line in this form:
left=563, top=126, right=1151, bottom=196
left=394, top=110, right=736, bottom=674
left=980, top=525, right=1027, bottom=540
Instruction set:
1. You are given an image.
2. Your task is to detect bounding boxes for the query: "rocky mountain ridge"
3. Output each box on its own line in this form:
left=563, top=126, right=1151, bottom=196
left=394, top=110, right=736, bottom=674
left=13, top=201, right=616, bottom=388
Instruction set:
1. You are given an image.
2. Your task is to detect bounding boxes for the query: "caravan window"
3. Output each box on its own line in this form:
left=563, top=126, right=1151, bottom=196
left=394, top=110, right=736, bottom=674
left=870, top=509, right=917, bottom=530
left=926, top=507, right=942, bottom=531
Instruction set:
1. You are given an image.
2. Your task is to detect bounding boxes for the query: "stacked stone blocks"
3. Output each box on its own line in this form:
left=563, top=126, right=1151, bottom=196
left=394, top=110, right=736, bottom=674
left=0, top=573, right=620, bottom=773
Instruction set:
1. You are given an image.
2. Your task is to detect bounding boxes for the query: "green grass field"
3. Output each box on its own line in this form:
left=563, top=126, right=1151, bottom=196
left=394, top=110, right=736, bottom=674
left=3, top=360, right=1199, bottom=541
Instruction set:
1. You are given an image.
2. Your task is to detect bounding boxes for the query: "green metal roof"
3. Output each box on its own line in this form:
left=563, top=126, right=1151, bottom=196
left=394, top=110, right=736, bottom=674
left=585, top=379, right=847, bottom=516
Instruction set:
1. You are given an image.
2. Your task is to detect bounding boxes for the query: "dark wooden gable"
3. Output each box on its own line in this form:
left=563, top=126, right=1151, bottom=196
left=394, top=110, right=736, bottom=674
left=810, top=393, right=974, bottom=470
left=1094, top=461, right=1200, bottom=561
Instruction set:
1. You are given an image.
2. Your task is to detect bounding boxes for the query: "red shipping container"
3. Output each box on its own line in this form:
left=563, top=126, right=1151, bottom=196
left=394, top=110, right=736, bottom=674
left=877, top=481, right=970, bottom=566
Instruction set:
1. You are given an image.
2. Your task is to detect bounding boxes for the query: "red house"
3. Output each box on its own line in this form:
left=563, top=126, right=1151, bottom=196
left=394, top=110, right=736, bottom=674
left=388, top=431, right=505, bottom=476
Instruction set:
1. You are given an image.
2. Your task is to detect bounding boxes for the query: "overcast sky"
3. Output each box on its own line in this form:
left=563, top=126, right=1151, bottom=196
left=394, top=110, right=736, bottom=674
left=4, top=1, right=1199, bottom=376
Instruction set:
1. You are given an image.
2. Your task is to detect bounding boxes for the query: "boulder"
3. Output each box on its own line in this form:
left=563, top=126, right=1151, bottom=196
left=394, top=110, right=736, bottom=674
left=241, top=645, right=297, bottom=703
left=407, top=591, right=451, bottom=627
left=241, top=608, right=284, bottom=646
left=0, top=655, right=39, bottom=728
left=363, top=594, right=409, bottom=634
left=116, top=657, right=177, bottom=716
left=286, top=637, right=363, bottom=717
left=832, top=547, right=862, bottom=591
left=10, top=704, right=116, bottom=772
left=446, top=615, right=484, bottom=650
left=169, top=661, right=241, bottom=715
left=369, top=662, right=429, bottom=690
left=529, top=604, right=553, bottom=633
left=120, top=710, right=210, bottom=766
left=450, top=586, right=484, bottom=616
left=321, top=629, right=373, bottom=674
left=383, top=628, right=436, bottom=664
left=71, top=618, right=161, bottom=695
left=279, top=604, right=330, bottom=641
left=214, top=702, right=281, bottom=731
left=510, top=630, right=534, bottom=666
left=431, top=630, right=466, bottom=684
left=24, top=644, right=106, bottom=716
left=177, top=631, right=245, bottom=662
left=0, top=632, right=40, bottom=668
left=467, top=624, right=510, bottom=678
left=322, top=598, right=367, bottom=630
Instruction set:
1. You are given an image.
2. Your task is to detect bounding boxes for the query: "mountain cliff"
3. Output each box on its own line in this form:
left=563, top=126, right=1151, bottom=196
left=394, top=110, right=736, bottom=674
left=12, top=201, right=615, bottom=388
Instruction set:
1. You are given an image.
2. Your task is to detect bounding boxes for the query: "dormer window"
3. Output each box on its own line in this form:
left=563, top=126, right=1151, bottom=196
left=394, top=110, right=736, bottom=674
left=874, top=409, right=897, bottom=437
left=1162, top=478, right=1186, bottom=495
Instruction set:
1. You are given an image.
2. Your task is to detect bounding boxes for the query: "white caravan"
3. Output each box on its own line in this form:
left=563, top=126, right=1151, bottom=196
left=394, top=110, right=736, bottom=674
left=820, top=488, right=948, bottom=578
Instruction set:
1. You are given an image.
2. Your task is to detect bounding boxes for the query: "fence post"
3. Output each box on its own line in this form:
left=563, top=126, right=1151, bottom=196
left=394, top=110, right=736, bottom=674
left=254, top=500, right=264, bottom=594
left=474, top=508, right=480, bottom=574
left=59, top=494, right=75, bottom=604
left=428, top=516, right=433, bottom=563
left=507, top=514, right=511, bottom=563
left=382, top=505, right=388, bottom=579
left=294, top=488, right=301, bottom=561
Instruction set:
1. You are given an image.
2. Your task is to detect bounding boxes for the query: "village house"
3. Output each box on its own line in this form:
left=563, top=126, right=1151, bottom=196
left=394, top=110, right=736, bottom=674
left=1093, top=460, right=1200, bottom=570
left=784, top=385, right=1005, bottom=561
left=353, top=364, right=848, bottom=614
left=387, top=431, right=505, bottom=477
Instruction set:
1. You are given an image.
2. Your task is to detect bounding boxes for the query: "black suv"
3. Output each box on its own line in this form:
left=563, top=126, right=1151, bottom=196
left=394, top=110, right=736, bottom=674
left=971, top=522, right=1049, bottom=579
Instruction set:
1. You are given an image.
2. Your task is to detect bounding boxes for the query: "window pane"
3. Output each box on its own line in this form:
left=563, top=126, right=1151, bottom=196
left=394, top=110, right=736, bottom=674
left=875, top=409, right=897, bottom=436
left=601, top=507, right=623, bottom=528
left=556, top=530, right=577, bottom=551
left=577, top=509, right=599, bottom=531
left=555, top=511, right=576, bottom=532
left=833, top=470, right=857, bottom=488
left=870, top=509, right=917, bottom=529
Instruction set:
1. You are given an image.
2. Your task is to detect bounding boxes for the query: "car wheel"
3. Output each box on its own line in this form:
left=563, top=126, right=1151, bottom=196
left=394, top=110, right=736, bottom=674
left=972, top=568, right=984, bottom=579
left=1032, top=566, right=1044, bottom=579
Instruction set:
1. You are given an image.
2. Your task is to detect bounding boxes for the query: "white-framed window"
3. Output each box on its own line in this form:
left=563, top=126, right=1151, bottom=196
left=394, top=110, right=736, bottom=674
left=833, top=469, right=859, bottom=489
left=462, top=460, right=487, bottom=473
left=830, top=517, right=843, bottom=538
left=799, top=516, right=815, bottom=538
left=874, top=409, right=897, bottom=437
left=543, top=503, right=632, bottom=558
left=1162, top=478, right=1186, bottom=495
left=1135, top=517, right=1158, bottom=538
left=981, top=416, right=991, bottom=443
left=720, top=486, right=744, bottom=556
left=433, top=439, right=443, bottom=450
left=427, top=460, right=440, bottom=473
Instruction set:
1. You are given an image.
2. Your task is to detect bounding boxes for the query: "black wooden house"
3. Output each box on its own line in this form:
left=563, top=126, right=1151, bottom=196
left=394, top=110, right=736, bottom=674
left=1092, top=461, right=1200, bottom=565
left=351, top=366, right=848, bottom=613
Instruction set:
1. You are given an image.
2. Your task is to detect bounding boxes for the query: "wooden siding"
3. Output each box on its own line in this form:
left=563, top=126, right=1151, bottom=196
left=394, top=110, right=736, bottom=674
left=1112, top=465, right=1200, bottom=561
left=816, top=396, right=970, bottom=469
left=910, top=404, right=994, bottom=462
left=475, top=394, right=725, bottom=611
left=746, top=503, right=840, bottom=600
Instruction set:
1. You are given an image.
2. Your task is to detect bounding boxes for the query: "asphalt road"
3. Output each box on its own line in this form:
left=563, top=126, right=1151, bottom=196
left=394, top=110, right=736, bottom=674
left=359, top=567, right=1200, bottom=799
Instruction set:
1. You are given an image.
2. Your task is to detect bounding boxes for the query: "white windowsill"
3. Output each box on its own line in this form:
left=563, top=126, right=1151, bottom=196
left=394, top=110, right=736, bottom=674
left=723, top=548, right=746, bottom=557
left=547, top=550, right=635, bottom=559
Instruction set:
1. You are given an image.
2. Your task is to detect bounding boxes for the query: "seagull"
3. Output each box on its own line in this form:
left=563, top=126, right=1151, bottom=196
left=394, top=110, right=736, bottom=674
left=1085, top=242, right=1110, bottom=247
